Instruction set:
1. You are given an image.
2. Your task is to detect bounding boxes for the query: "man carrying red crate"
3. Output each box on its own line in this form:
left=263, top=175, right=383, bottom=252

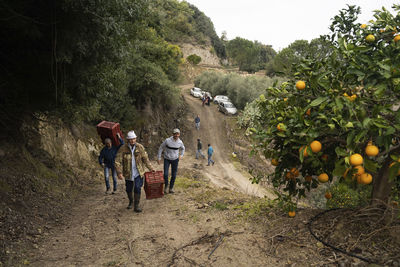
left=115, top=130, right=154, bottom=212
left=98, top=133, right=124, bottom=194
left=157, top=128, right=185, bottom=194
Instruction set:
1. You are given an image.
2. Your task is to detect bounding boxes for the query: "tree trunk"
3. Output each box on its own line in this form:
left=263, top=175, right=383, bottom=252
left=371, top=161, right=392, bottom=206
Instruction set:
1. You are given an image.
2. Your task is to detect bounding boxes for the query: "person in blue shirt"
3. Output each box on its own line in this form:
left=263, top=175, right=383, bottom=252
left=207, top=144, right=215, bottom=166
left=98, top=133, right=124, bottom=194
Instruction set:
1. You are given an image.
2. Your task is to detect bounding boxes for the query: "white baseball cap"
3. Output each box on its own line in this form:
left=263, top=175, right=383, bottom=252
left=173, top=128, right=180, bottom=134
left=127, top=131, right=137, bottom=139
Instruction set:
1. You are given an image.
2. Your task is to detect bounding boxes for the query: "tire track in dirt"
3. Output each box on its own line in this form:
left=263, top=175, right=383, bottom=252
left=181, top=85, right=274, bottom=199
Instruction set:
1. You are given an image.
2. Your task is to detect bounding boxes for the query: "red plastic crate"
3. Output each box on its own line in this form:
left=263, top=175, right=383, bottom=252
left=144, top=171, right=164, bottom=199
left=96, top=121, right=124, bottom=146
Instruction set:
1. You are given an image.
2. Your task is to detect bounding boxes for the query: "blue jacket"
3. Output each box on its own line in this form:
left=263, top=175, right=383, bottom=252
left=207, top=146, right=214, bottom=156
left=195, top=116, right=200, bottom=123
left=98, top=137, right=124, bottom=169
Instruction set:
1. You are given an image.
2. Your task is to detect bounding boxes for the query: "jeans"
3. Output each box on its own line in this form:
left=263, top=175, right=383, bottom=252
left=164, top=158, right=179, bottom=189
left=196, top=149, right=205, bottom=159
left=104, top=167, right=117, bottom=191
left=125, top=175, right=143, bottom=194
left=207, top=154, right=215, bottom=165
left=195, top=122, right=200, bottom=130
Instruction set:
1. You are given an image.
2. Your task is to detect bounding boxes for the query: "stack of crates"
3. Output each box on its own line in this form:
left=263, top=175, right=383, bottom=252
left=96, top=121, right=124, bottom=146
left=144, top=171, right=164, bottom=199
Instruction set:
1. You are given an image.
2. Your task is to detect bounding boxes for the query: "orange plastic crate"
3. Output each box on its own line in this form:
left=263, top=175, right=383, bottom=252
left=144, top=171, right=164, bottom=199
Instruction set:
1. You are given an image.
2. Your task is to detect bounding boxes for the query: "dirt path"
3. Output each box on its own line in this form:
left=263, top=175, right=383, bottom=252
left=26, top=86, right=283, bottom=266
left=181, top=85, right=273, bottom=199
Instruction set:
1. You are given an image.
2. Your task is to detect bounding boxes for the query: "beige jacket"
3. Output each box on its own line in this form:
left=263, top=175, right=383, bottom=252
left=115, top=143, right=153, bottom=178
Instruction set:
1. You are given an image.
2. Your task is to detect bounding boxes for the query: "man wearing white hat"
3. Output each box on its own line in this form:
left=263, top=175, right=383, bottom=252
left=157, top=128, right=185, bottom=194
left=115, top=130, right=154, bottom=212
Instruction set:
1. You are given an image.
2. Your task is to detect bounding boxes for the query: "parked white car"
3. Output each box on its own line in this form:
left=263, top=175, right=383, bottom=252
left=190, top=87, right=203, bottom=98
left=213, top=95, right=230, bottom=104
left=218, top=101, right=238, bottom=115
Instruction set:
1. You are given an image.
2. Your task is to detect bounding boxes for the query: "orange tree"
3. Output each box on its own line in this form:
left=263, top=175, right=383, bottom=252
left=252, top=5, right=400, bottom=208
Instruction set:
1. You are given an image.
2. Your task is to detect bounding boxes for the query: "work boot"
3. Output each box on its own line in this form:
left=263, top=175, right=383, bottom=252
left=164, top=185, right=168, bottom=194
left=127, top=191, right=133, bottom=209
left=134, top=193, right=142, bottom=213
left=169, top=187, right=175, bottom=194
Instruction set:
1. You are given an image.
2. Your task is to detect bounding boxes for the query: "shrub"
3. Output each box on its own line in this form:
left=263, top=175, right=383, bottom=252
left=326, top=182, right=371, bottom=209
left=187, top=54, right=202, bottom=65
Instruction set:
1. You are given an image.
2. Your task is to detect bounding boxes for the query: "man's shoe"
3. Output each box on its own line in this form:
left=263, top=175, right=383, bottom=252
left=212, top=161, right=215, bottom=166
left=105, top=188, right=111, bottom=194
left=169, top=188, right=175, bottom=194
left=127, top=192, right=133, bottom=209
left=164, top=187, right=168, bottom=194
left=134, top=193, right=142, bottom=213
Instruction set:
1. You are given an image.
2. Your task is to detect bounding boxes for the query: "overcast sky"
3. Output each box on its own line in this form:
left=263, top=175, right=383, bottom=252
left=184, top=0, right=398, bottom=51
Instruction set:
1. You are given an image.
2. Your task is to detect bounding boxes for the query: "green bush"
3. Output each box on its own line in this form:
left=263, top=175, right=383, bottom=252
left=187, top=54, right=202, bottom=65
left=326, top=182, right=371, bottom=209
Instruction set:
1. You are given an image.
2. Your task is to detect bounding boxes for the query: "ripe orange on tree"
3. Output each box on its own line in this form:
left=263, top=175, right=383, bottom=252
left=365, top=34, right=375, bottom=43
left=359, top=173, right=373, bottom=185
left=299, top=146, right=309, bottom=157
left=305, top=108, right=311, bottom=116
left=350, top=153, right=363, bottom=166
left=286, top=172, right=295, bottom=180
left=365, top=144, right=379, bottom=157
left=296, top=80, right=306, bottom=90
left=325, top=192, right=332, bottom=199
left=353, top=165, right=365, bottom=177
left=310, top=140, right=322, bottom=153
left=395, top=35, right=400, bottom=42
left=271, top=158, right=279, bottom=166
left=277, top=123, right=285, bottom=132
left=290, top=167, right=300, bottom=177
left=288, top=211, right=296, bottom=217
left=318, top=173, right=329, bottom=183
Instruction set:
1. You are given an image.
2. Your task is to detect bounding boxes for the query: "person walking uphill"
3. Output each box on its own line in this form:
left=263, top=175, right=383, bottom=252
left=157, top=128, right=185, bottom=194
left=196, top=139, right=205, bottom=159
left=194, top=115, right=200, bottom=130
left=207, top=144, right=215, bottom=166
left=115, top=130, right=154, bottom=212
left=98, top=133, right=124, bottom=194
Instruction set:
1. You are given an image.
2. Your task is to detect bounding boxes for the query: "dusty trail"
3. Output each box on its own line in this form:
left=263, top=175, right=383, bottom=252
left=181, top=85, right=273, bottom=198
left=27, top=85, right=279, bottom=267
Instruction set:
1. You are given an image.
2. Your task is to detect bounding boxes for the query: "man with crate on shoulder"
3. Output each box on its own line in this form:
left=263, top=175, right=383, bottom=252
left=115, top=130, right=154, bottom=212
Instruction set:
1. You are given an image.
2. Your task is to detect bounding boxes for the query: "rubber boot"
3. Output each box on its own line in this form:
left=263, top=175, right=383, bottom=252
left=134, top=193, right=142, bottom=213
left=127, top=191, right=133, bottom=209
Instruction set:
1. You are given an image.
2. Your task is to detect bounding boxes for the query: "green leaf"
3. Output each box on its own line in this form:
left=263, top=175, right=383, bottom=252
left=332, top=159, right=346, bottom=177
left=335, top=147, right=348, bottom=157
left=328, top=123, right=335, bottom=129
left=345, top=121, right=354, bottom=128
left=347, top=131, right=356, bottom=147
left=309, top=97, right=328, bottom=107
left=373, top=120, right=389, bottom=128
left=364, top=158, right=378, bottom=173
left=362, top=118, right=371, bottom=127
left=385, top=126, right=395, bottom=136
left=388, top=163, right=399, bottom=181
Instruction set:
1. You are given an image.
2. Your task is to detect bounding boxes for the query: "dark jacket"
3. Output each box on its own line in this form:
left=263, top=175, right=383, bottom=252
left=197, top=140, right=202, bottom=150
left=98, top=137, right=124, bottom=169
left=195, top=116, right=200, bottom=123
